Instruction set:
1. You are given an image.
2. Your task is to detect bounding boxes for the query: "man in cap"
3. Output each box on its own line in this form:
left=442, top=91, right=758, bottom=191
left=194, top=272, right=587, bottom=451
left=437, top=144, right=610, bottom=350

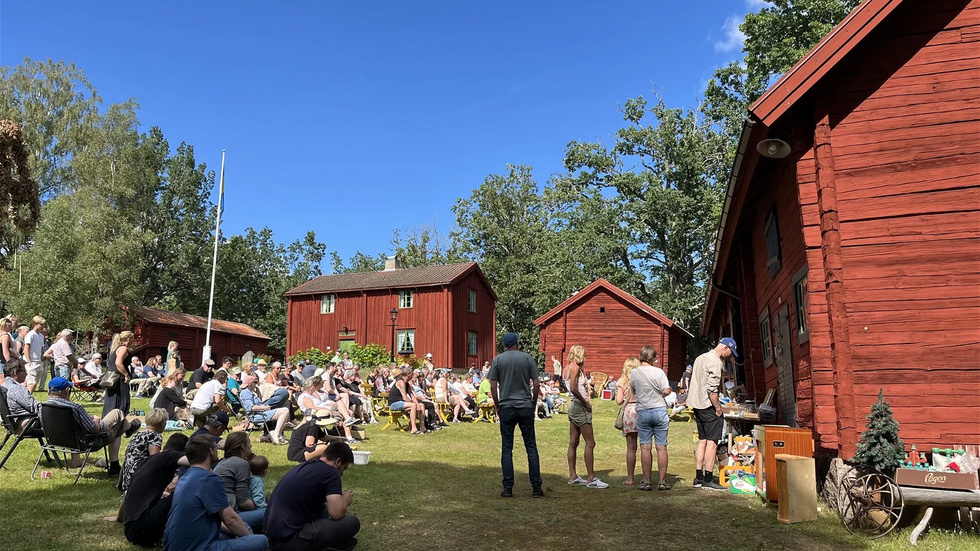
left=689, top=337, right=738, bottom=491
left=190, top=369, right=230, bottom=424
left=192, top=411, right=230, bottom=449
left=488, top=332, right=543, bottom=498
left=254, top=358, right=269, bottom=381
left=44, top=328, right=78, bottom=380
left=22, top=316, right=48, bottom=393
left=287, top=409, right=341, bottom=463
left=186, top=358, right=216, bottom=400
left=44, top=376, right=141, bottom=475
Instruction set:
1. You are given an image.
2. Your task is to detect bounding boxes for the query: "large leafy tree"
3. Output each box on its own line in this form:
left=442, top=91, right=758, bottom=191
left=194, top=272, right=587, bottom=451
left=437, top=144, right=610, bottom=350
left=0, top=120, right=41, bottom=266
left=560, top=96, right=729, bottom=330
left=705, top=0, right=864, bottom=138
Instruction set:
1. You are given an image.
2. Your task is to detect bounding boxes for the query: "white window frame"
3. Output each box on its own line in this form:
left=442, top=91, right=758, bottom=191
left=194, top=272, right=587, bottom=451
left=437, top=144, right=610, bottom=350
left=792, top=266, right=810, bottom=344
left=467, top=288, right=477, bottom=313
left=759, top=307, right=773, bottom=368
left=320, top=294, right=335, bottom=314
left=397, top=329, right=415, bottom=354
left=467, top=331, right=478, bottom=356
left=399, top=290, right=414, bottom=309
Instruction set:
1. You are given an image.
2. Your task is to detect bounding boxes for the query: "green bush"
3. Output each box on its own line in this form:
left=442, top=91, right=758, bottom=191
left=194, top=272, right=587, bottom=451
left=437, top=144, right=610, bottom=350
left=288, top=347, right=331, bottom=367
left=348, top=342, right=391, bottom=370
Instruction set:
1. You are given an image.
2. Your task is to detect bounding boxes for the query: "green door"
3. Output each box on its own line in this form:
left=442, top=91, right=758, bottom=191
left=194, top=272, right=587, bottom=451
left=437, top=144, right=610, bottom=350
left=338, top=339, right=357, bottom=355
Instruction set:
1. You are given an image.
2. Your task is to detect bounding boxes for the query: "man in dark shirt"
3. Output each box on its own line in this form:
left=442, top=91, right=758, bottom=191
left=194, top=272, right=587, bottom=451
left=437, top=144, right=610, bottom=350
left=186, top=359, right=215, bottom=399
left=192, top=411, right=229, bottom=449
left=265, top=442, right=359, bottom=551
left=121, top=433, right=189, bottom=547
left=488, top=332, right=543, bottom=498
left=287, top=411, right=341, bottom=463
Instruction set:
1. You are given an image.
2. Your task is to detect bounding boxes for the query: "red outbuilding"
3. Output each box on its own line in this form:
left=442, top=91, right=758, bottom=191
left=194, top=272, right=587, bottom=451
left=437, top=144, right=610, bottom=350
left=285, top=260, right=497, bottom=368
left=703, top=0, right=980, bottom=456
left=535, top=279, right=692, bottom=382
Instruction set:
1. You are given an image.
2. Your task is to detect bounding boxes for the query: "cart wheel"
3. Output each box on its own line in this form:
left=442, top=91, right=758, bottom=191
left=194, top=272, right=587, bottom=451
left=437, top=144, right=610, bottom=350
left=840, top=473, right=904, bottom=538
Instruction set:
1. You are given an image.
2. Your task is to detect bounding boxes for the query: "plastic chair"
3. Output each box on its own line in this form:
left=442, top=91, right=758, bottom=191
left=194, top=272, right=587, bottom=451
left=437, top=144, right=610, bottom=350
left=0, top=386, right=56, bottom=469
left=32, top=402, right=109, bottom=484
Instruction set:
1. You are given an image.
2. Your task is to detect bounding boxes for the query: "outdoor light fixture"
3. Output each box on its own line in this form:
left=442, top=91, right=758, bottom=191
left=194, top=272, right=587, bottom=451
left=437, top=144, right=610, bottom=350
left=757, top=138, right=792, bottom=159
left=389, top=308, right=398, bottom=362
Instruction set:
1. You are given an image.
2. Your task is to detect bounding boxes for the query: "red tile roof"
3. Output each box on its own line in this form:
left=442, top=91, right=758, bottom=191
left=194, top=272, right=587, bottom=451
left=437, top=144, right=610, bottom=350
left=136, top=306, right=270, bottom=340
left=285, top=262, right=497, bottom=299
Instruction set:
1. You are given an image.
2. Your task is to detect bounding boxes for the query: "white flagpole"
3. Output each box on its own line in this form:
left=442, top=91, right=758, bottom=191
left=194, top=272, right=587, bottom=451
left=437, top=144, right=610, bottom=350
left=203, top=150, right=226, bottom=364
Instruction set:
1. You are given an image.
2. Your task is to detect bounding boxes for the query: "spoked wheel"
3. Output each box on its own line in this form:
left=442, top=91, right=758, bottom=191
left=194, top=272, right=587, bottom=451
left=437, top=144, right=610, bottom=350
left=840, top=473, right=904, bottom=538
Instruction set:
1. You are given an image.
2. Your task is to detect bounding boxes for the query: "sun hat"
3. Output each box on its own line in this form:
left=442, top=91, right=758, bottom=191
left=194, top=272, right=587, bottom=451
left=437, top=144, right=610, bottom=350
left=242, top=375, right=257, bottom=387
left=313, top=410, right=338, bottom=427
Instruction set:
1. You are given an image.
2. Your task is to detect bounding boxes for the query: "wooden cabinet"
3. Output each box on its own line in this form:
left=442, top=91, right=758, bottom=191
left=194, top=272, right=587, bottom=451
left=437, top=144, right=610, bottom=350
left=776, top=454, right=818, bottom=523
left=754, top=425, right=814, bottom=503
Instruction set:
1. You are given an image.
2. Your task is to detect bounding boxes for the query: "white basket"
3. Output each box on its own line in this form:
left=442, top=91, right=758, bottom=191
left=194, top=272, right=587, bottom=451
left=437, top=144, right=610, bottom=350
left=352, top=450, right=372, bottom=465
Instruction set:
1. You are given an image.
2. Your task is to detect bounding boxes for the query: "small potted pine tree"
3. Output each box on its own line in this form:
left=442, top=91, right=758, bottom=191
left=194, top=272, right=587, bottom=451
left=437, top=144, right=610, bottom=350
left=853, top=389, right=906, bottom=476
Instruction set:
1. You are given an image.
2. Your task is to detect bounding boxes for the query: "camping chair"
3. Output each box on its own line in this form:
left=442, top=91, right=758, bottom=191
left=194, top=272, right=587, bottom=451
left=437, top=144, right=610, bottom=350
left=70, top=377, right=101, bottom=403
left=32, top=402, right=110, bottom=484
left=0, top=386, right=56, bottom=469
left=378, top=393, right=407, bottom=432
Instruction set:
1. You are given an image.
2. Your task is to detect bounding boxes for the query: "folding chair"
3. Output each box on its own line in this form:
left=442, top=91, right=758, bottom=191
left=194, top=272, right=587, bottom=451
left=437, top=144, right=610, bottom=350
left=378, top=393, right=407, bottom=432
left=71, top=380, right=101, bottom=403
left=0, top=386, right=56, bottom=469
left=32, top=402, right=110, bottom=484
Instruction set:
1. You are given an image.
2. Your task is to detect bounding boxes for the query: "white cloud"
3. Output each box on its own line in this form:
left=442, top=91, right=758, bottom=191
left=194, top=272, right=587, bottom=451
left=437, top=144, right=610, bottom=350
left=745, top=0, right=769, bottom=9
left=714, top=15, right=746, bottom=53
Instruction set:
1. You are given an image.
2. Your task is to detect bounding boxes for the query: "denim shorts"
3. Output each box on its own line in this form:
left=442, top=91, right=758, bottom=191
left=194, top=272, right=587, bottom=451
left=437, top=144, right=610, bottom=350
left=636, top=407, right=669, bottom=446
left=389, top=401, right=407, bottom=411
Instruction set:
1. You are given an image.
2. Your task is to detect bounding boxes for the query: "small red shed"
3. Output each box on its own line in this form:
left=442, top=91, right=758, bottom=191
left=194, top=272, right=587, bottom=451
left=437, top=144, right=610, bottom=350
left=535, top=279, right=692, bottom=382
left=703, top=0, right=980, bottom=456
left=128, top=306, right=271, bottom=368
left=285, top=260, right=497, bottom=369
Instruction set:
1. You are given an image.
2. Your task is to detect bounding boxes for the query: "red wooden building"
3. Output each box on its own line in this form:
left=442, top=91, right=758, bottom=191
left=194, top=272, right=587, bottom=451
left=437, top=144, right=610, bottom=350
left=703, top=0, right=980, bottom=456
left=128, top=307, right=271, bottom=368
left=285, top=260, right=497, bottom=368
left=535, top=279, right=692, bottom=381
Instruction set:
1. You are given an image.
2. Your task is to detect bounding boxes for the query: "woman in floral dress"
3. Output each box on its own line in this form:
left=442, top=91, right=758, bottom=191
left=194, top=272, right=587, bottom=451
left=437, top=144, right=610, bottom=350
left=117, top=408, right=166, bottom=492
left=615, top=357, right=641, bottom=486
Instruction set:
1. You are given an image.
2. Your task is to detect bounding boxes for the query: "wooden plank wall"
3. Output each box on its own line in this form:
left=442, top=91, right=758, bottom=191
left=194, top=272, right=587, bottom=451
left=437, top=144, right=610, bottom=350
left=539, top=287, right=675, bottom=380
left=809, top=0, right=980, bottom=448
left=450, top=270, right=497, bottom=369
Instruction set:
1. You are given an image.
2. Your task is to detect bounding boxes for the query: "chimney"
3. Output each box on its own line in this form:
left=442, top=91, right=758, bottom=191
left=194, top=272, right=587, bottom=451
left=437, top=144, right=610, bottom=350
left=384, top=255, right=400, bottom=272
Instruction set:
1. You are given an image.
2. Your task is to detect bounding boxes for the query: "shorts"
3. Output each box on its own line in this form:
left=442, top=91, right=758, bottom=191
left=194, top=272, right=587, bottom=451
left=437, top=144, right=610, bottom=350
left=694, top=407, right=724, bottom=441
left=389, top=401, right=407, bottom=411
left=26, top=362, right=46, bottom=387
left=636, top=407, right=669, bottom=446
left=568, top=400, right=592, bottom=427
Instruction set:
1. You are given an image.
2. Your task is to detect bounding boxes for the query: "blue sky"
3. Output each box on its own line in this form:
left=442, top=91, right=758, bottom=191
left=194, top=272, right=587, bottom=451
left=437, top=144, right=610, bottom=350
left=2, top=1, right=764, bottom=268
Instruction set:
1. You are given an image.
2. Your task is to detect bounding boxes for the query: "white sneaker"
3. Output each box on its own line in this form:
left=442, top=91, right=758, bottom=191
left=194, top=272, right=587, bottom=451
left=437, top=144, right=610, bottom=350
left=568, top=476, right=588, bottom=486
left=587, top=477, right=610, bottom=489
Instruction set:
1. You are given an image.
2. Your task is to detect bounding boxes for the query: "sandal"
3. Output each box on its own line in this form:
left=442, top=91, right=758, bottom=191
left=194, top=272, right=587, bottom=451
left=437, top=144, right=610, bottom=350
left=637, top=481, right=652, bottom=491
left=658, top=482, right=671, bottom=491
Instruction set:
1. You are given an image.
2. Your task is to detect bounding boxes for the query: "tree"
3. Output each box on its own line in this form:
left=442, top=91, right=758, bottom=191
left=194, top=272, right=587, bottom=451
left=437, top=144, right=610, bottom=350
left=391, top=221, right=468, bottom=268
left=560, top=95, right=729, bottom=330
left=329, top=251, right=386, bottom=274
left=705, top=0, right=864, bottom=138
left=853, top=389, right=905, bottom=475
left=0, top=120, right=40, bottom=266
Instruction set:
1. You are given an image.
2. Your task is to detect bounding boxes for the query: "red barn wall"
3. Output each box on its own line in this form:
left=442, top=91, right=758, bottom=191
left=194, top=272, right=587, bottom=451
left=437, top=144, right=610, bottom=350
left=538, top=287, right=680, bottom=381
left=133, top=322, right=269, bottom=369
left=804, top=0, right=980, bottom=448
left=449, top=271, right=497, bottom=369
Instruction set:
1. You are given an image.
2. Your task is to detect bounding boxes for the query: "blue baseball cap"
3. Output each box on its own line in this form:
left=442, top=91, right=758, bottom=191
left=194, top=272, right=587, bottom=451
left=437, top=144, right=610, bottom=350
left=502, top=332, right=519, bottom=348
left=720, top=337, right=738, bottom=357
left=49, top=377, right=74, bottom=391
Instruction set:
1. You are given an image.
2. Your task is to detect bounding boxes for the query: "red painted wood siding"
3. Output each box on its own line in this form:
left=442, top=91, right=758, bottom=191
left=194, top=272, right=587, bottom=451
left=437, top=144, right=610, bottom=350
left=538, top=287, right=683, bottom=381
left=806, top=0, right=980, bottom=449
left=286, top=280, right=496, bottom=369
left=449, top=270, right=497, bottom=369
left=134, top=322, right=269, bottom=369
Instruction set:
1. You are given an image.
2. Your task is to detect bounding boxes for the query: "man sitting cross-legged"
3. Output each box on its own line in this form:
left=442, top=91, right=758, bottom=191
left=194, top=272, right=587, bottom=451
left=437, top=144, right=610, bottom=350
left=44, top=376, right=142, bottom=476
left=163, top=434, right=269, bottom=551
left=264, top=441, right=360, bottom=551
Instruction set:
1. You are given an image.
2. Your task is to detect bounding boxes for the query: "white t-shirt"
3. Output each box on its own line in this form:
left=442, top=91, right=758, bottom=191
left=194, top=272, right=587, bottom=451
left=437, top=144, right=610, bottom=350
left=25, top=330, right=45, bottom=363
left=191, top=379, right=224, bottom=410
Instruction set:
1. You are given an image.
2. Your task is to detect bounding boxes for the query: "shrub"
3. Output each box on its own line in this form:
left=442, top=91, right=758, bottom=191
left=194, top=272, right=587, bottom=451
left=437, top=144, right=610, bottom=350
left=348, top=342, right=391, bottom=370
left=289, top=347, right=331, bottom=367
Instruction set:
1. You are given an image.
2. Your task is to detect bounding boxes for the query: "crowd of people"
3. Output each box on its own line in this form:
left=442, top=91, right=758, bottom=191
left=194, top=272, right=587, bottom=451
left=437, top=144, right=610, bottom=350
left=2, top=312, right=739, bottom=549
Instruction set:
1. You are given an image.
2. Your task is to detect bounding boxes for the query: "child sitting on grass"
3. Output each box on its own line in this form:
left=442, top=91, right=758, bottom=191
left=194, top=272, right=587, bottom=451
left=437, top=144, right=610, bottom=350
left=248, top=455, right=269, bottom=508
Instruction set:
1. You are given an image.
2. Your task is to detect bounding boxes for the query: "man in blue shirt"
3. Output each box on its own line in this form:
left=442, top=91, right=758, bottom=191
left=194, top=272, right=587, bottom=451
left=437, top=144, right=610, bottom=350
left=164, top=434, right=268, bottom=551
left=264, top=442, right=359, bottom=551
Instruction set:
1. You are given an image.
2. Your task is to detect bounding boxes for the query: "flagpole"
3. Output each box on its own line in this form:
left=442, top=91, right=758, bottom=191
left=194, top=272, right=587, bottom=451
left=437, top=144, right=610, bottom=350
left=203, top=150, right=225, bottom=365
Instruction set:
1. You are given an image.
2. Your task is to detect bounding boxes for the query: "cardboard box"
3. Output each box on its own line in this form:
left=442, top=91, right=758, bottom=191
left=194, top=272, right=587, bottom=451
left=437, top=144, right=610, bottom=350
left=775, top=454, right=818, bottom=523
left=895, top=468, right=979, bottom=491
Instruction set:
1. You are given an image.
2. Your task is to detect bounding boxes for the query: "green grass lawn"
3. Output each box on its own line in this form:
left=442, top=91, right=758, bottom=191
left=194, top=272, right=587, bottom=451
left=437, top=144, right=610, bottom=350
left=0, top=395, right=976, bottom=551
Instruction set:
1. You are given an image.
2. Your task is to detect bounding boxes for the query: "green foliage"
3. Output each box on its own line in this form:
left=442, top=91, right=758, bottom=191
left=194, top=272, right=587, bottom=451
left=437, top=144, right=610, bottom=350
left=853, top=389, right=906, bottom=475
left=705, top=0, right=864, bottom=139
left=330, top=251, right=386, bottom=274
left=347, top=342, right=391, bottom=370
left=288, top=347, right=332, bottom=367
left=398, top=354, right=426, bottom=371
left=391, top=221, right=468, bottom=268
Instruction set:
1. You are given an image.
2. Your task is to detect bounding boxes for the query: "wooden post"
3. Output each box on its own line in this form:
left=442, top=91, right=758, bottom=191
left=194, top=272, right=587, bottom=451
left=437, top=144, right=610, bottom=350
left=813, top=112, right=858, bottom=457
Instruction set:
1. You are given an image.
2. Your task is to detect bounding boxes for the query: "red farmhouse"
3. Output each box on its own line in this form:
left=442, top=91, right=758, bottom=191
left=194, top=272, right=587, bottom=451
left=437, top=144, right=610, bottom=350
left=285, top=260, right=497, bottom=368
left=703, top=0, right=980, bottom=457
left=128, top=306, right=271, bottom=368
left=535, top=279, right=692, bottom=382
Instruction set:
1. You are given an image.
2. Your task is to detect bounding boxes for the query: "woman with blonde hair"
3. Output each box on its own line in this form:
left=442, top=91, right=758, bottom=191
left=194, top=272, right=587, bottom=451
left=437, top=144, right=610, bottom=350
left=165, top=340, right=179, bottom=377
left=615, top=357, right=641, bottom=486
left=104, top=331, right=134, bottom=417
left=565, top=345, right=608, bottom=489
left=118, top=408, right=168, bottom=492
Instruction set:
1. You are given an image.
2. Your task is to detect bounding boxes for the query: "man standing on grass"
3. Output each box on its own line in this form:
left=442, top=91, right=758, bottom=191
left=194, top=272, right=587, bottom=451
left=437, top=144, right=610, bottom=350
left=22, top=316, right=47, bottom=393
left=689, top=337, right=737, bottom=491
left=488, top=332, right=543, bottom=498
